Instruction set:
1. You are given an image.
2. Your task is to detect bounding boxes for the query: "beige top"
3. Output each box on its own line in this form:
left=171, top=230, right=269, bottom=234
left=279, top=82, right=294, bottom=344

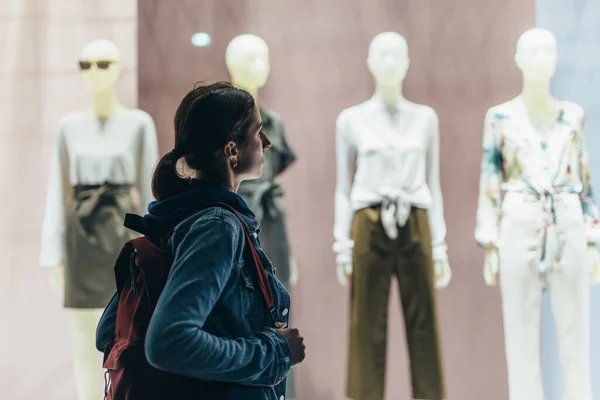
left=40, top=107, right=159, bottom=267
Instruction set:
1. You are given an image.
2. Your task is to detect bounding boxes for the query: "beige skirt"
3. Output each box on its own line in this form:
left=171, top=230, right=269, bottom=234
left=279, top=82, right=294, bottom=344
left=64, top=183, right=137, bottom=308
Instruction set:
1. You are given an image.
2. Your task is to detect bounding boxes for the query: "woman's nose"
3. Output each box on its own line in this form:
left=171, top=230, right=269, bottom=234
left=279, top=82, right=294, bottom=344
left=262, top=133, right=272, bottom=149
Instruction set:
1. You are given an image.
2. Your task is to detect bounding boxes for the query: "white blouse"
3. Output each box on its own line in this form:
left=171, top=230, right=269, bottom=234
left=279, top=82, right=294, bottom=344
left=40, top=107, right=159, bottom=267
left=334, top=97, right=448, bottom=263
left=475, top=97, right=600, bottom=274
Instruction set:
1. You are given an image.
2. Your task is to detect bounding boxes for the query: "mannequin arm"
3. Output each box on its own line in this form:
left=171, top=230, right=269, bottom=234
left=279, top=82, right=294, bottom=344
left=136, top=113, right=160, bottom=211
left=49, top=264, right=64, bottom=292
left=333, top=111, right=357, bottom=279
left=289, top=257, right=299, bottom=287
left=577, top=115, right=600, bottom=285
left=274, top=116, right=297, bottom=175
left=425, top=110, right=449, bottom=262
left=475, top=110, right=503, bottom=249
left=483, top=247, right=499, bottom=286
left=577, top=112, right=600, bottom=244
left=40, top=123, right=70, bottom=268
left=336, top=262, right=353, bottom=286
left=434, top=259, right=451, bottom=288
left=587, top=245, right=600, bottom=285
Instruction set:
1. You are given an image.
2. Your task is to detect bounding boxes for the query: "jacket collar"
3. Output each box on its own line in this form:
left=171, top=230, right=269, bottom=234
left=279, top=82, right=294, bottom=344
left=144, top=179, right=259, bottom=235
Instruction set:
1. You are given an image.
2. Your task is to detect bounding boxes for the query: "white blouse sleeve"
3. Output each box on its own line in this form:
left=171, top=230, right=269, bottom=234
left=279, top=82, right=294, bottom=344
left=40, top=123, right=71, bottom=267
left=475, top=109, right=503, bottom=248
left=425, top=110, right=448, bottom=261
left=136, top=113, right=159, bottom=212
left=577, top=110, right=600, bottom=243
left=333, top=111, right=357, bottom=264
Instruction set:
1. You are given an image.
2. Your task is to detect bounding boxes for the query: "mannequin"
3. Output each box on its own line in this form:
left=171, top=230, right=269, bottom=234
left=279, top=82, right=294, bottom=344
left=475, top=28, right=600, bottom=400
left=334, top=32, right=448, bottom=400
left=226, top=33, right=299, bottom=395
left=226, top=34, right=298, bottom=287
left=40, top=39, right=159, bottom=400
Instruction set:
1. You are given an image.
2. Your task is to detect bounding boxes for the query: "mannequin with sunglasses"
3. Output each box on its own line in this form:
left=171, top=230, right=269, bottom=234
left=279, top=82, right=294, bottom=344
left=40, top=39, right=159, bottom=400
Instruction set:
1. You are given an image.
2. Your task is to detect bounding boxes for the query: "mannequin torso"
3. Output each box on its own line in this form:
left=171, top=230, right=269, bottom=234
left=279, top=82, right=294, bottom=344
left=58, top=108, right=156, bottom=186
left=336, top=97, right=439, bottom=213
left=41, top=40, right=158, bottom=269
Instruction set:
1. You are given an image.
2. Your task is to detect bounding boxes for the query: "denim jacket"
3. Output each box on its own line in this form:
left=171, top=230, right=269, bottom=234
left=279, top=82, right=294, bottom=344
left=96, top=180, right=292, bottom=400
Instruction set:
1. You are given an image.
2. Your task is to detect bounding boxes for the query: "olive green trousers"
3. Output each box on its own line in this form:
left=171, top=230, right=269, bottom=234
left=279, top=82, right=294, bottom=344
left=347, top=206, right=445, bottom=400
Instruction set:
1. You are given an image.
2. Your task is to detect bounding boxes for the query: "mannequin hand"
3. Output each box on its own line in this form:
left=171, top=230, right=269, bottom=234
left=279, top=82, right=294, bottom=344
left=49, top=264, right=64, bottom=291
left=289, top=258, right=299, bottom=287
left=588, top=245, right=600, bottom=285
left=336, top=262, right=353, bottom=286
left=483, top=247, right=499, bottom=286
left=434, top=259, right=451, bottom=288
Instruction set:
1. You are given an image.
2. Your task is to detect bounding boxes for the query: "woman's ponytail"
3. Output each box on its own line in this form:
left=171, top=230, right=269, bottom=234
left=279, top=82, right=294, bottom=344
left=151, top=150, right=189, bottom=202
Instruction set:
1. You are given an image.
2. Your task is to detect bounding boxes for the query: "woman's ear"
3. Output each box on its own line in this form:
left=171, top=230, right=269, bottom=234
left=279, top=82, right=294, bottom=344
left=223, top=141, right=239, bottom=158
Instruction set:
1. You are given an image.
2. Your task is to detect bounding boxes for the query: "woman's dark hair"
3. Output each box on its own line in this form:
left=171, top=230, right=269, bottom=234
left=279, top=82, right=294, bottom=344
left=151, top=81, right=256, bottom=201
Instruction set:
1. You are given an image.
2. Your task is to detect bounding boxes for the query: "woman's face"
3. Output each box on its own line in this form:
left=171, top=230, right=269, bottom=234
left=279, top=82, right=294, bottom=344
left=235, top=105, right=271, bottom=180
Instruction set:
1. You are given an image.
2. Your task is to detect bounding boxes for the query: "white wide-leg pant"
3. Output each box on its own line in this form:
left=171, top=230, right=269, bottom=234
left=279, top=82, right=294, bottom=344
left=498, top=192, right=592, bottom=400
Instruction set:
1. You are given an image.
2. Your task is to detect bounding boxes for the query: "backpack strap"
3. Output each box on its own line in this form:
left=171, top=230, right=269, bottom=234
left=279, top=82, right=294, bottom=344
left=124, top=213, right=174, bottom=248
left=210, top=202, right=277, bottom=324
left=124, top=213, right=155, bottom=236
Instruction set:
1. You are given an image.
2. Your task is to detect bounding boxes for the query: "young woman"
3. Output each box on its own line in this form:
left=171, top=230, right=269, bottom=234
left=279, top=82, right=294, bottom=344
left=96, top=82, right=305, bottom=399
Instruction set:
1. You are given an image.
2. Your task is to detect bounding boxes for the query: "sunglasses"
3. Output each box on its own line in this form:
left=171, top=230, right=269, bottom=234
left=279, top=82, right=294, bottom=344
left=78, top=60, right=116, bottom=70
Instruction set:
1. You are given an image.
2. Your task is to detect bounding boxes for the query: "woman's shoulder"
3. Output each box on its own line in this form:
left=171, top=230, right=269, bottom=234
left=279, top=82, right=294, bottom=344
left=176, top=206, right=244, bottom=239
left=168, top=206, right=247, bottom=260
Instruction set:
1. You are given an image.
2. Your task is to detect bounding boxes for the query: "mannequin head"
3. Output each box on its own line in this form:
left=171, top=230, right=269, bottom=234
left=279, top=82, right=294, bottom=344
left=367, top=32, right=409, bottom=88
left=226, top=34, right=270, bottom=93
left=79, top=39, right=122, bottom=93
left=515, top=28, right=557, bottom=83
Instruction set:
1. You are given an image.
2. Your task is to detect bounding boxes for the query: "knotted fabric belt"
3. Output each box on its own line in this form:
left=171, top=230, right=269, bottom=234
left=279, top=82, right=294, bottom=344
left=508, top=186, right=576, bottom=283
left=379, top=188, right=430, bottom=240
left=73, top=182, right=133, bottom=235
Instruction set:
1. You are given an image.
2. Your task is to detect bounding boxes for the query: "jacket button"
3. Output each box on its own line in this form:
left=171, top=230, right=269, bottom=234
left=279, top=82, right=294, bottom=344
left=280, top=396, right=285, bottom=400
left=282, top=308, right=289, bottom=316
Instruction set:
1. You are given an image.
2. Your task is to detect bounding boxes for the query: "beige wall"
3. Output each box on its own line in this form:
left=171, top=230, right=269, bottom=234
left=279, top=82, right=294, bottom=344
left=0, top=1, right=137, bottom=398
left=138, top=1, right=535, bottom=399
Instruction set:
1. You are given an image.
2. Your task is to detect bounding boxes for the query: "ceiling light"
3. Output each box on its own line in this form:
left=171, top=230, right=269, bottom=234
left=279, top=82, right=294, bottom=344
left=191, top=32, right=211, bottom=47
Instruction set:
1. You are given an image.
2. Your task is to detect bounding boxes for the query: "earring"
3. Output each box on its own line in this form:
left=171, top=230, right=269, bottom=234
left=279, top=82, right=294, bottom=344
left=231, top=158, right=238, bottom=169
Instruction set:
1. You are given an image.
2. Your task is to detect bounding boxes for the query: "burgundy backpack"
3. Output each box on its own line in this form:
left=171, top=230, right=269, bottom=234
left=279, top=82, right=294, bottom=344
left=102, top=202, right=276, bottom=400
